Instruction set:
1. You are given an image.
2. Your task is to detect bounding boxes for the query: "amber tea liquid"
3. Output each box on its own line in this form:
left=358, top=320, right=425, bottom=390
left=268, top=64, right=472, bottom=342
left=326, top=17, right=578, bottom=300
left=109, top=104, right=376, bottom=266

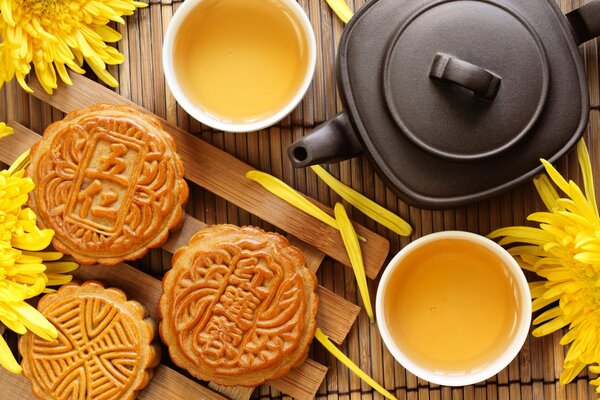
left=383, top=238, right=521, bottom=373
left=173, top=0, right=310, bottom=123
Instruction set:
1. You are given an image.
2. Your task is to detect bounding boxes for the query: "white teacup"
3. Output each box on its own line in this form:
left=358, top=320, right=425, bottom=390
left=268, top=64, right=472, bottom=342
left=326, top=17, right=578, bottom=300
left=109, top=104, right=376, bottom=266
left=162, top=0, right=317, bottom=133
left=376, top=231, right=531, bottom=386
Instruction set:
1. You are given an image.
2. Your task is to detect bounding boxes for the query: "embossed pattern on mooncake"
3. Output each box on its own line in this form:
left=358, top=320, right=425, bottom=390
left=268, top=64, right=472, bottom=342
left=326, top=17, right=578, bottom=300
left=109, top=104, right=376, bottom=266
left=159, top=225, right=318, bottom=387
left=27, top=104, right=188, bottom=266
left=19, top=281, right=160, bottom=400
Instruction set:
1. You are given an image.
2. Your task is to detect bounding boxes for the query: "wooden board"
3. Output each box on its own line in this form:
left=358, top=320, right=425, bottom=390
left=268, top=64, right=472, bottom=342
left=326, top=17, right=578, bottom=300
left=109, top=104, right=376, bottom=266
left=0, top=122, right=360, bottom=347
left=0, top=364, right=229, bottom=400
left=0, top=124, right=361, bottom=400
left=26, top=74, right=390, bottom=279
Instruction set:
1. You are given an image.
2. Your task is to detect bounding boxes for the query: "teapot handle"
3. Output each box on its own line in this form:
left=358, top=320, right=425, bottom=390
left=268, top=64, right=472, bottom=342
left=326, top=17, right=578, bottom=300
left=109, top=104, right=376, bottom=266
left=288, top=113, right=364, bottom=167
left=429, top=53, right=502, bottom=100
left=567, top=0, right=600, bottom=45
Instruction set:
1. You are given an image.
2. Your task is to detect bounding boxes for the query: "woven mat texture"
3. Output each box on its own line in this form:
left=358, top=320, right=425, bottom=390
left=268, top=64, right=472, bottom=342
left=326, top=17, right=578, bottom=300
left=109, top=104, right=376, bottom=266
left=2, top=0, right=600, bottom=399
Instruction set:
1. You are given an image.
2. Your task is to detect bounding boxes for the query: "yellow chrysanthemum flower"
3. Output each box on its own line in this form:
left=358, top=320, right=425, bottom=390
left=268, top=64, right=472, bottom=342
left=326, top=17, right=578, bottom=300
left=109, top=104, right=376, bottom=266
left=0, top=0, right=147, bottom=94
left=0, top=140, right=78, bottom=374
left=489, top=140, right=600, bottom=393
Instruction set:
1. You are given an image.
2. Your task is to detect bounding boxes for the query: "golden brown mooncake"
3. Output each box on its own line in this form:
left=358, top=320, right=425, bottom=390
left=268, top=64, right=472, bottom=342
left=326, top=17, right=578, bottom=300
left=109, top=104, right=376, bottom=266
left=27, top=104, right=188, bottom=266
left=158, top=225, right=319, bottom=387
left=19, top=281, right=160, bottom=400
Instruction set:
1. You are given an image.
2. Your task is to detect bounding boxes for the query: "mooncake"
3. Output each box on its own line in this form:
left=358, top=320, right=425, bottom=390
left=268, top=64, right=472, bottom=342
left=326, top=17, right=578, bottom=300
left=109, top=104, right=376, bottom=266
left=159, top=225, right=318, bottom=387
left=27, top=104, right=188, bottom=266
left=19, top=281, right=160, bottom=400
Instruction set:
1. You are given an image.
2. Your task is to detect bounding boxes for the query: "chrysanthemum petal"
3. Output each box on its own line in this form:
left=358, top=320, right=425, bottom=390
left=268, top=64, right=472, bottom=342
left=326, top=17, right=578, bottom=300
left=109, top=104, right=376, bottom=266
left=0, top=0, right=145, bottom=94
left=574, top=252, right=600, bottom=264
left=0, top=334, right=21, bottom=374
left=7, top=301, right=57, bottom=342
left=590, top=365, right=600, bottom=374
left=1, top=317, right=26, bottom=335
left=94, top=25, right=122, bottom=43
left=0, top=123, right=13, bottom=140
left=532, top=306, right=562, bottom=325
left=541, top=159, right=571, bottom=195
left=334, top=203, right=374, bottom=323
left=489, top=226, right=554, bottom=246
left=577, top=140, right=598, bottom=218
left=8, top=150, right=30, bottom=175
left=19, top=251, right=63, bottom=262
left=246, top=171, right=339, bottom=231
left=11, top=229, right=54, bottom=251
left=310, top=165, right=412, bottom=236
left=532, top=315, right=569, bottom=336
left=315, top=328, right=397, bottom=400
left=533, top=174, right=561, bottom=211
left=43, top=261, right=79, bottom=274
left=560, top=361, right=586, bottom=385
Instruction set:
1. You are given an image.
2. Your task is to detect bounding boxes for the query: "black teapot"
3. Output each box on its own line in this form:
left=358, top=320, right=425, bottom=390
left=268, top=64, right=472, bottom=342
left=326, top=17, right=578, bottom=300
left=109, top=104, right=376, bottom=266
left=289, top=0, right=600, bottom=208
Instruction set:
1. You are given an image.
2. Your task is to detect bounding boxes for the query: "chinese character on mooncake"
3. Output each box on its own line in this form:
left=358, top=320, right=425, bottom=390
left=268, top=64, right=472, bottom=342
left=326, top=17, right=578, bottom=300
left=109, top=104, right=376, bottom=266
left=27, top=104, right=188, bottom=266
left=158, top=225, right=319, bottom=387
left=19, top=281, right=160, bottom=400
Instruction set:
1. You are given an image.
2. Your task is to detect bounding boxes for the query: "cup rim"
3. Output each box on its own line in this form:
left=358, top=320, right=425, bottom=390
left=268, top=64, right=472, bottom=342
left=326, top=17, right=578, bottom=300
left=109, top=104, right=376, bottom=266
left=162, top=0, right=317, bottom=133
left=375, top=231, right=532, bottom=387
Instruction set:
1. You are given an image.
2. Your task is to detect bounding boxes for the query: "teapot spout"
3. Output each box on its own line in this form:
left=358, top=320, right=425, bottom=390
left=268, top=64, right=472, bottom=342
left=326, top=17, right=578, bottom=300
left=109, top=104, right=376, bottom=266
left=288, top=113, right=364, bottom=168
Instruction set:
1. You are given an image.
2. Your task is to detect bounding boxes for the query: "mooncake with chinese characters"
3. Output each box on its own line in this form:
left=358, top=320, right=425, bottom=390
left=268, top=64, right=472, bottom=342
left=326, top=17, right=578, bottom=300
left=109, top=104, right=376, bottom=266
left=158, top=225, right=318, bottom=387
left=27, top=104, right=188, bottom=266
left=19, top=281, right=160, bottom=400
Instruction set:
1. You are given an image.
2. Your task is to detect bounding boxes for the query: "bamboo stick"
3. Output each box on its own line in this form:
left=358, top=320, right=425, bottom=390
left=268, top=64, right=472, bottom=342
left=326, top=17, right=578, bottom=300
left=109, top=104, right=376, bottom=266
left=25, top=74, right=390, bottom=278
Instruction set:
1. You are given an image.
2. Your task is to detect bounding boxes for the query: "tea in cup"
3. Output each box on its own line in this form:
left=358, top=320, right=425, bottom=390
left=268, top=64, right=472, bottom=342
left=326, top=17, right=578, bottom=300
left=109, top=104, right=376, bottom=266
left=163, top=0, right=316, bottom=132
left=376, top=231, right=531, bottom=386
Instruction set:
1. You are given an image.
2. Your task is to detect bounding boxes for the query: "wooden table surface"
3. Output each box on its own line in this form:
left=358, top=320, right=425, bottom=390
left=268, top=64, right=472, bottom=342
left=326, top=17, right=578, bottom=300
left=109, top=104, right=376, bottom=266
left=1, top=0, right=600, bottom=399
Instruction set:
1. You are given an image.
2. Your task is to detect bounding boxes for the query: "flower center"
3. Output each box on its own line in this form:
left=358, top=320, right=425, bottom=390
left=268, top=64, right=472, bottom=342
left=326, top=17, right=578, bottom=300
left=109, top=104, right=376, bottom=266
left=23, top=0, right=72, bottom=16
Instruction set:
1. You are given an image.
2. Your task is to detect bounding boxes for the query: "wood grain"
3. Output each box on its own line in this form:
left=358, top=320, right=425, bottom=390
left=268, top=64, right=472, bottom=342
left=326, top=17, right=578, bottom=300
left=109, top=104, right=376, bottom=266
left=208, top=383, right=254, bottom=400
left=25, top=74, right=390, bottom=279
left=0, top=363, right=227, bottom=400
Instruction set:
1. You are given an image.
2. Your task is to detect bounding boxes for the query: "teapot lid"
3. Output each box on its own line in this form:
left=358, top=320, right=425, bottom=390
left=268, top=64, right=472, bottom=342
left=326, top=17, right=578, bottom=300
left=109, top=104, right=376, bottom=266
left=336, top=0, right=589, bottom=207
left=381, top=0, right=549, bottom=161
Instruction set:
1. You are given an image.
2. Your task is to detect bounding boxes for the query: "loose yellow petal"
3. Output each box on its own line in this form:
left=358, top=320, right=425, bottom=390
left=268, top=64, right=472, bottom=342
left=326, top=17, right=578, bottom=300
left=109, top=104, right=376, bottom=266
left=246, top=170, right=366, bottom=242
left=334, top=203, right=374, bottom=323
left=8, top=150, right=30, bottom=175
left=0, top=122, right=13, bottom=139
left=311, top=165, right=412, bottom=236
left=315, top=328, right=397, bottom=400
left=324, top=0, right=354, bottom=23
left=247, top=170, right=338, bottom=228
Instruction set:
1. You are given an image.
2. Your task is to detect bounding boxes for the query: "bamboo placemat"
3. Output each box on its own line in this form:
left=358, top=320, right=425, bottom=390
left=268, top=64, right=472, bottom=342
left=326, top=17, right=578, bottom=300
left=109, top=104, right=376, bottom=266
left=1, top=0, right=599, bottom=399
